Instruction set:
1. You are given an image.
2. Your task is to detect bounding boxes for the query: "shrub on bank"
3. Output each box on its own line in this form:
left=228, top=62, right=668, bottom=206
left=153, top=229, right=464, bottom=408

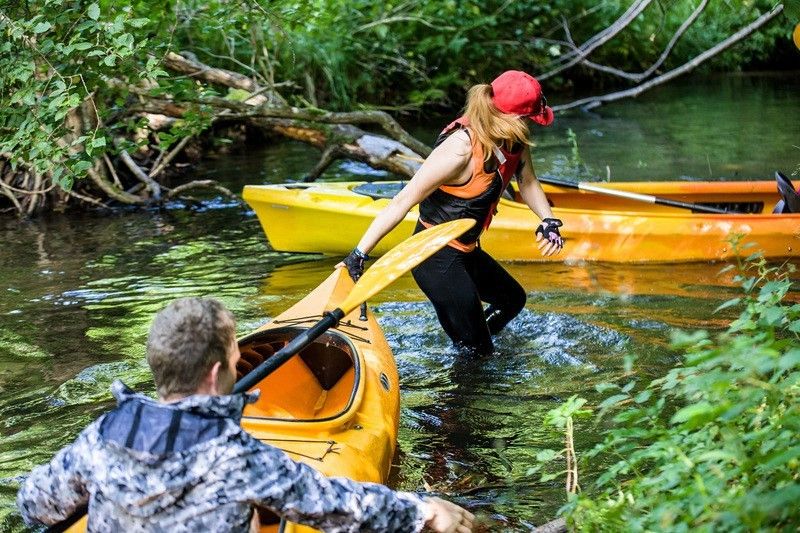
left=548, top=256, right=800, bottom=531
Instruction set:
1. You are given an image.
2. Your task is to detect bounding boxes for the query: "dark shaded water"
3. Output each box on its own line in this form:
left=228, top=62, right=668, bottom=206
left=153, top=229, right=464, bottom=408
left=1, top=74, right=799, bottom=531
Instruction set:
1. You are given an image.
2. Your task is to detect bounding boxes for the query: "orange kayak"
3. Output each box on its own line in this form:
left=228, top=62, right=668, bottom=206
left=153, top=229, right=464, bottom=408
left=242, top=180, right=800, bottom=263
left=238, top=268, right=400, bottom=532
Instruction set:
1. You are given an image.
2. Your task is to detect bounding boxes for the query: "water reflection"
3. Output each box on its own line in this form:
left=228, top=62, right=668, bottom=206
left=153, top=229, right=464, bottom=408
left=1, top=73, right=799, bottom=531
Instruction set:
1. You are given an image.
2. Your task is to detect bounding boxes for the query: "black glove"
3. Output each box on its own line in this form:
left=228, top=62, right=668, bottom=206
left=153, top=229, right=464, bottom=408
left=343, top=247, right=370, bottom=281
left=535, top=218, right=564, bottom=249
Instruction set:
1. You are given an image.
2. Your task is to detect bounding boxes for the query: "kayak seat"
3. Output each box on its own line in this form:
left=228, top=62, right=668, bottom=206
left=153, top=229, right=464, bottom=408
left=239, top=330, right=356, bottom=420
left=773, top=171, right=800, bottom=214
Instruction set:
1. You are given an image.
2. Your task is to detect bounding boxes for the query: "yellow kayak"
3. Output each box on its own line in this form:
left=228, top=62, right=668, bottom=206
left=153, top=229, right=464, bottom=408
left=66, top=268, right=399, bottom=533
left=242, top=180, right=800, bottom=263
left=238, top=268, right=400, bottom=532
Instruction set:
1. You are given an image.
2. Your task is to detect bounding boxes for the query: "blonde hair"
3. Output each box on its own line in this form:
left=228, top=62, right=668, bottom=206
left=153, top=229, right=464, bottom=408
left=463, top=84, right=533, bottom=160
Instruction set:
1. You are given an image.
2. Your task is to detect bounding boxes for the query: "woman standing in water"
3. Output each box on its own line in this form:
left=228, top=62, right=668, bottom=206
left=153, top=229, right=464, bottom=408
left=342, top=71, right=564, bottom=355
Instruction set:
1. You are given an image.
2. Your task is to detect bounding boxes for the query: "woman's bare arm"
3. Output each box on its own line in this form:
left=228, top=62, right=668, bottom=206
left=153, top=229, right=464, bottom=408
left=354, top=130, right=471, bottom=255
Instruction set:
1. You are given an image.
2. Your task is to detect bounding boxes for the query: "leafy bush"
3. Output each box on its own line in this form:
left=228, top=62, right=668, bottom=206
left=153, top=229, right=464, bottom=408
left=542, top=255, right=800, bottom=531
left=0, top=0, right=165, bottom=189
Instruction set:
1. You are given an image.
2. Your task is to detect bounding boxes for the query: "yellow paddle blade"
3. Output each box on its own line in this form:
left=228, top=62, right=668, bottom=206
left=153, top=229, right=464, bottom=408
left=331, top=218, right=476, bottom=315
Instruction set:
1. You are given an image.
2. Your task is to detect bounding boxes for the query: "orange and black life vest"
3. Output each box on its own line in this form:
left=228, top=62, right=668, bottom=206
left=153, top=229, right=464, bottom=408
left=418, top=117, right=524, bottom=251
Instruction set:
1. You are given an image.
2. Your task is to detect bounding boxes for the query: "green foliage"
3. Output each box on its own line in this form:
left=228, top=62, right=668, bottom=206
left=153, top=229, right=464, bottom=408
left=526, top=395, right=592, bottom=484
left=550, top=257, right=800, bottom=531
left=0, top=0, right=789, bottom=195
left=0, top=0, right=166, bottom=189
left=172, top=0, right=789, bottom=111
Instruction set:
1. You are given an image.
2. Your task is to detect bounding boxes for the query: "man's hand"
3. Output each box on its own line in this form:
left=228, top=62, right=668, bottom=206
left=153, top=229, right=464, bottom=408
left=423, top=497, right=474, bottom=533
left=535, top=217, right=564, bottom=257
left=337, top=248, right=370, bottom=281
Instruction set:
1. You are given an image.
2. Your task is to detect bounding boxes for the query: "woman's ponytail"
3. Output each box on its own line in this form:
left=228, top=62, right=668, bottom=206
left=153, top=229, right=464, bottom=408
left=464, top=83, right=532, bottom=160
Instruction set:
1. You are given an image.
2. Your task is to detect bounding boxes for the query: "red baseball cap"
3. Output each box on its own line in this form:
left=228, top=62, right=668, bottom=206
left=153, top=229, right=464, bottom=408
left=491, top=70, right=554, bottom=126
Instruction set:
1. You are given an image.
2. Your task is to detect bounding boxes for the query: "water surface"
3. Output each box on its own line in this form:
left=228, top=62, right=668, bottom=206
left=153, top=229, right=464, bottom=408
left=1, top=74, right=799, bottom=531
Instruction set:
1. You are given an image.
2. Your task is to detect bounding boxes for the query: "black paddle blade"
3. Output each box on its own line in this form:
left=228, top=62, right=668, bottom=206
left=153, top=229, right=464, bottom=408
left=776, top=171, right=800, bottom=214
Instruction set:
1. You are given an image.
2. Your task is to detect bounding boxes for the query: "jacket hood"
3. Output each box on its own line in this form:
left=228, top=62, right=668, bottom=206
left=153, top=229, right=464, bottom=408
left=90, top=381, right=260, bottom=518
left=110, top=379, right=259, bottom=423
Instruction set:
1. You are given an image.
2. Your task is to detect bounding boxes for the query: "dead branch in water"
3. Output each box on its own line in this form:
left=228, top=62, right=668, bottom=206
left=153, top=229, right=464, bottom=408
left=543, top=3, right=783, bottom=112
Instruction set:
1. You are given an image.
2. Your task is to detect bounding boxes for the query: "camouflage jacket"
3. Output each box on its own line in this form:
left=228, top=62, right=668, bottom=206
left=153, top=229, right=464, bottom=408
left=17, top=380, right=427, bottom=532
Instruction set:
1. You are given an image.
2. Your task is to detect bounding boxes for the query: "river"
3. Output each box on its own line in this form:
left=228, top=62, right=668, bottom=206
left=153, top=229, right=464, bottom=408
left=1, top=73, right=799, bottom=531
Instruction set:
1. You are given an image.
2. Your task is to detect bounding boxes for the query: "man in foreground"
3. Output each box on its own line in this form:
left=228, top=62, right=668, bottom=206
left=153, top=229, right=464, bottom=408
left=17, top=297, right=473, bottom=532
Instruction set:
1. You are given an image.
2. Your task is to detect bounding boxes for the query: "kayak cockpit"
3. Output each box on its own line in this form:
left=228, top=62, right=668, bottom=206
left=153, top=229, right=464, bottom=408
left=237, top=327, right=358, bottom=421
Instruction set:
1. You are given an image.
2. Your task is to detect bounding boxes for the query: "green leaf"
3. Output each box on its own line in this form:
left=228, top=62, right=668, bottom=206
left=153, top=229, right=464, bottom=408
left=595, top=382, right=619, bottom=393
left=714, top=298, right=741, bottom=313
left=540, top=472, right=562, bottom=482
left=598, top=394, right=630, bottom=411
left=33, top=22, right=52, bottom=34
left=779, top=349, right=800, bottom=371
left=634, top=389, right=652, bottom=404
left=671, top=401, right=716, bottom=426
left=88, top=3, right=101, bottom=20
left=72, top=160, right=93, bottom=173
left=535, top=449, right=559, bottom=462
left=784, top=0, right=800, bottom=23
left=90, top=137, right=106, bottom=149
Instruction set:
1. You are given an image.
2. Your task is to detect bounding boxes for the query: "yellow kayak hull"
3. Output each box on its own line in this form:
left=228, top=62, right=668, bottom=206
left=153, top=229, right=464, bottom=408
left=239, top=268, right=400, bottom=532
left=242, top=180, right=800, bottom=263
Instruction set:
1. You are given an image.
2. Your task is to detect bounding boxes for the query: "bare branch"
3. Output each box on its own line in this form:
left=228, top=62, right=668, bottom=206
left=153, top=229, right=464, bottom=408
left=575, top=0, right=710, bottom=82
left=166, top=179, right=234, bottom=199
left=553, top=4, right=784, bottom=112
left=66, top=188, right=109, bottom=209
left=119, top=150, right=161, bottom=201
left=149, top=136, right=192, bottom=180
left=537, top=0, right=656, bottom=80
left=303, top=146, right=343, bottom=182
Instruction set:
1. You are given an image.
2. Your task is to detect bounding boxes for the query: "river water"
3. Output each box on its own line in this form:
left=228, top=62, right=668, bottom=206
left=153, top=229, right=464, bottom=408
left=1, top=74, right=799, bottom=531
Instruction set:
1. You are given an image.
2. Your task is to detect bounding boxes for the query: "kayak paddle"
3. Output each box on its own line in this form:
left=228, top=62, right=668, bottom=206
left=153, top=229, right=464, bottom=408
left=232, top=218, right=475, bottom=393
left=538, top=175, right=735, bottom=215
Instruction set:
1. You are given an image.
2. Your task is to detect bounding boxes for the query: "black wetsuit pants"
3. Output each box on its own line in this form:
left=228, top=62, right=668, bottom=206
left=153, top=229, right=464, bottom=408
left=411, top=232, right=527, bottom=355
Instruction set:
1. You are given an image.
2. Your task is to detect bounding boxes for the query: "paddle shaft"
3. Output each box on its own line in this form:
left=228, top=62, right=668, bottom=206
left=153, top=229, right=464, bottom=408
left=539, top=176, right=732, bottom=215
left=232, top=309, right=344, bottom=394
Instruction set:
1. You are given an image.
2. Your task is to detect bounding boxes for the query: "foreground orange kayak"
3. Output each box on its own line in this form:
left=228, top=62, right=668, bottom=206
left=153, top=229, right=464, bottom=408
left=66, top=268, right=399, bottom=533
left=237, top=267, right=400, bottom=532
left=242, top=180, right=800, bottom=263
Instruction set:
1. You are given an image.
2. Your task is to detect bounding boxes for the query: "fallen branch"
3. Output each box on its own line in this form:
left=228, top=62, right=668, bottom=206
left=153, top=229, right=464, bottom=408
left=166, top=179, right=234, bottom=199
left=532, top=518, right=568, bottom=533
left=136, top=99, right=426, bottom=179
left=119, top=150, right=161, bottom=201
left=537, top=0, right=656, bottom=81
left=86, top=164, right=144, bottom=205
left=164, top=51, right=286, bottom=107
left=570, top=0, right=709, bottom=83
left=552, top=4, right=784, bottom=112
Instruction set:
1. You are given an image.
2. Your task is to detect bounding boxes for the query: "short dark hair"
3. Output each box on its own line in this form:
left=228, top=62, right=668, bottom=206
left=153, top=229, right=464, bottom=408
left=147, top=297, right=235, bottom=397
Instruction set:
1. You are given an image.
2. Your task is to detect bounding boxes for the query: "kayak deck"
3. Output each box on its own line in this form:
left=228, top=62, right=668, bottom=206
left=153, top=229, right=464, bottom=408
left=242, top=180, right=800, bottom=263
